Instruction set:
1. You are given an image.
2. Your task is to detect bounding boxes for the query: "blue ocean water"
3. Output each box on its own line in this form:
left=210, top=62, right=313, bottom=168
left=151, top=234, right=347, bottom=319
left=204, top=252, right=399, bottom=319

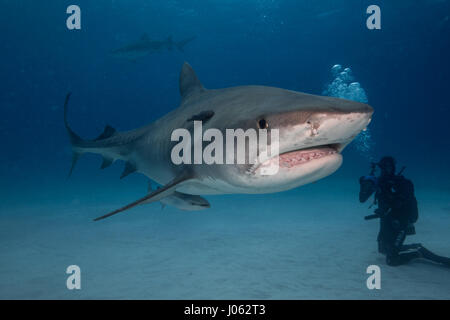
left=1, top=0, right=449, bottom=299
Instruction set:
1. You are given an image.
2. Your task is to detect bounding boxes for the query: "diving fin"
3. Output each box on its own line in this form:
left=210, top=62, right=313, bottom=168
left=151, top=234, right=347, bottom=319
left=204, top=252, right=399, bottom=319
left=418, top=246, right=450, bottom=267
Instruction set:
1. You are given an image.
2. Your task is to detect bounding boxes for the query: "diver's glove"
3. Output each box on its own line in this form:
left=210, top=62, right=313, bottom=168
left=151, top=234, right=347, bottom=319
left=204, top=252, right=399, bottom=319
left=359, top=175, right=378, bottom=203
left=360, top=175, right=377, bottom=184
left=374, top=207, right=389, bottom=217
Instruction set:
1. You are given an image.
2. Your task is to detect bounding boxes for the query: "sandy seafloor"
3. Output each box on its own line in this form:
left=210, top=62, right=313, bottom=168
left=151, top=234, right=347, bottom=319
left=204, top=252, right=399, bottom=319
left=1, top=174, right=449, bottom=300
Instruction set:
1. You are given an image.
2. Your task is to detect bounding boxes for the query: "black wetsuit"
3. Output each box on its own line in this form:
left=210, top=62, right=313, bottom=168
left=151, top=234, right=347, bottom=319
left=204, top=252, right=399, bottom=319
left=375, top=174, right=420, bottom=266
left=360, top=171, right=450, bottom=267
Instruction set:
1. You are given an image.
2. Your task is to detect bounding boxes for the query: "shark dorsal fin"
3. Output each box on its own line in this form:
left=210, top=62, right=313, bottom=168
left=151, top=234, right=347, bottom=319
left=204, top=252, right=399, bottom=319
left=95, top=125, right=116, bottom=141
left=179, top=62, right=205, bottom=100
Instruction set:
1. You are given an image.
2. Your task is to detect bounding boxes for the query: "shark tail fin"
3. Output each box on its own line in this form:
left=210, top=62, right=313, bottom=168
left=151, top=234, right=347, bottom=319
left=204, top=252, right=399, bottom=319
left=64, top=93, right=118, bottom=177
left=68, top=152, right=81, bottom=178
left=176, top=36, right=196, bottom=53
left=64, top=93, right=83, bottom=177
left=64, top=93, right=82, bottom=145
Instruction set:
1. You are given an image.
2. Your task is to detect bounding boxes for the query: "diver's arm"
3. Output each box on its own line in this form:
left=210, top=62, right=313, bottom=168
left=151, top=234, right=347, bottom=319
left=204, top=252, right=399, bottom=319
left=359, top=175, right=377, bottom=203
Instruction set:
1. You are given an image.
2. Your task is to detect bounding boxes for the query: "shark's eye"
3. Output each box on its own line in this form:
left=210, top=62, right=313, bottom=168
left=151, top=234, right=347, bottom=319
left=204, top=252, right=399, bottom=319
left=258, top=119, right=268, bottom=129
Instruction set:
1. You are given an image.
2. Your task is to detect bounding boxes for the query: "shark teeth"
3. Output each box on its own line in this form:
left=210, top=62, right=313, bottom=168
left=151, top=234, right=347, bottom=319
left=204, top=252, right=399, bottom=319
left=279, top=148, right=337, bottom=168
left=246, top=146, right=338, bottom=174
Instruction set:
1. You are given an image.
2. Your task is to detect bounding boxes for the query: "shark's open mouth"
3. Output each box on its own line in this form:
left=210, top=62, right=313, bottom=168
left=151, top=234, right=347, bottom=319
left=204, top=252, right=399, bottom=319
left=278, top=144, right=339, bottom=168
left=249, top=143, right=341, bottom=174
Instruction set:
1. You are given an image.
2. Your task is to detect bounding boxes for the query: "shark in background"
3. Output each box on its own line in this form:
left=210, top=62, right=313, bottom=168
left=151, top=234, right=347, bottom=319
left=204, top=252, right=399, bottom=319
left=64, top=63, right=373, bottom=221
left=110, top=34, right=196, bottom=61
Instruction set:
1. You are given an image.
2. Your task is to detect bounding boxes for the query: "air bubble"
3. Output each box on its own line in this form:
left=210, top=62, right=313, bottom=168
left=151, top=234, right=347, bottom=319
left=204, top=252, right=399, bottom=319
left=323, top=64, right=373, bottom=157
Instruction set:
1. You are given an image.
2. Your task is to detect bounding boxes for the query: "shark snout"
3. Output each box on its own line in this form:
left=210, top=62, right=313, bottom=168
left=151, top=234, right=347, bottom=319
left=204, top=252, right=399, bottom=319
left=326, top=97, right=373, bottom=115
left=344, top=102, right=374, bottom=129
left=301, top=103, right=373, bottom=152
left=347, top=102, right=373, bottom=115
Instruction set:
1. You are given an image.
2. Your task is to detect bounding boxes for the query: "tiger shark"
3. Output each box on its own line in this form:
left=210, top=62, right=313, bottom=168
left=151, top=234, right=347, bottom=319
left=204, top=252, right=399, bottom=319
left=110, top=34, right=196, bottom=61
left=64, top=63, right=373, bottom=221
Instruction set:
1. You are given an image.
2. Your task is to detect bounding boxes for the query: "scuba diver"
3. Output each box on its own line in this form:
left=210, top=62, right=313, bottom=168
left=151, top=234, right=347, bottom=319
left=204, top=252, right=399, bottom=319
left=359, top=156, right=450, bottom=267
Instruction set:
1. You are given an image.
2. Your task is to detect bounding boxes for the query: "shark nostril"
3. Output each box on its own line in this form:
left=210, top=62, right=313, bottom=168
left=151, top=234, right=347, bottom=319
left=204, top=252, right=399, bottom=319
left=306, top=119, right=320, bottom=136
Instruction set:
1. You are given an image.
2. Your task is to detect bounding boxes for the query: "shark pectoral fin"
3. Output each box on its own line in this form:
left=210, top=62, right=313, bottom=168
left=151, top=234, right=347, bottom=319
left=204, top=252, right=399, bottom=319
left=144, top=181, right=166, bottom=208
left=93, top=175, right=193, bottom=221
left=147, top=180, right=153, bottom=193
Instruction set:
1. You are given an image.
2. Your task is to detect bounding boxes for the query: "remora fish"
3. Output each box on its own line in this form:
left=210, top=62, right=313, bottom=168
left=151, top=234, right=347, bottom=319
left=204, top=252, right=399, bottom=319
left=145, top=182, right=210, bottom=211
left=110, top=34, right=196, bottom=61
left=64, top=63, right=373, bottom=221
